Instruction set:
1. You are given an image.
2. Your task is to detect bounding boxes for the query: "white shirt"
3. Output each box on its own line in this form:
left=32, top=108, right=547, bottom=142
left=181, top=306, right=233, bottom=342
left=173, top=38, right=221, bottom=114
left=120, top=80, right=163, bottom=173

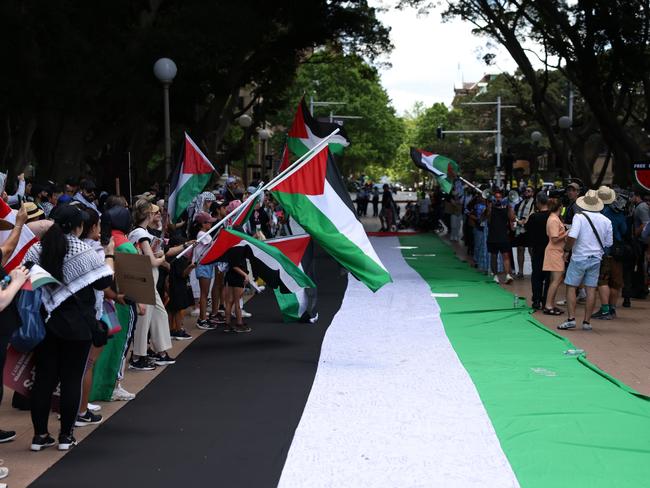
left=194, top=230, right=212, bottom=262
left=569, top=212, right=613, bottom=260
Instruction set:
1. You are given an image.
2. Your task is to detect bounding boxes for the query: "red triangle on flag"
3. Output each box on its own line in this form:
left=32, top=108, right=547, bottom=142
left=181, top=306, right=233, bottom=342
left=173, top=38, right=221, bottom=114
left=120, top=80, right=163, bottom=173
left=288, top=98, right=309, bottom=139
left=279, top=145, right=291, bottom=172
left=183, top=133, right=215, bottom=175
left=271, top=146, right=328, bottom=196
left=266, top=235, right=311, bottom=266
left=200, top=229, right=241, bottom=265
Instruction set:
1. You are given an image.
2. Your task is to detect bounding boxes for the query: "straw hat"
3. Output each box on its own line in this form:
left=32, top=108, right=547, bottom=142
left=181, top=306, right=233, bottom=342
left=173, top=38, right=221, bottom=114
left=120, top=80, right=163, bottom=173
left=576, top=189, right=604, bottom=212
left=597, top=185, right=616, bottom=205
left=24, top=202, right=44, bottom=222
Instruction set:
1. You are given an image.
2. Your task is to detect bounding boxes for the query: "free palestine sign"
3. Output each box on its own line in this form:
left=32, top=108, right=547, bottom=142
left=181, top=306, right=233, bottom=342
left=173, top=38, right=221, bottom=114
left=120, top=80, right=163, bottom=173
left=634, top=160, right=650, bottom=191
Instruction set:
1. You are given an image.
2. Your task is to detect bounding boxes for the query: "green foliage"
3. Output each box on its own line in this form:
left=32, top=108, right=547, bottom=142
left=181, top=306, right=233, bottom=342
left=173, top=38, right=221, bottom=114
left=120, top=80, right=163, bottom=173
left=269, top=51, right=404, bottom=177
left=0, top=1, right=391, bottom=187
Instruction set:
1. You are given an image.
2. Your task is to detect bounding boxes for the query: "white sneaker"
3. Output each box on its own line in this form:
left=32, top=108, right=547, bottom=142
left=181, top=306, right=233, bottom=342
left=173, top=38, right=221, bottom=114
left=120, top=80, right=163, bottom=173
left=111, top=384, right=136, bottom=401
left=582, top=322, right=592, bottom=331
left=505, top=274, right=514, bottom=284
left=87, top=403, right=101, bottom=412
left=493, top=274, right=500, bottom=284
left=241, top=309, right=252, bottom=318
left=556, top=299, right=567, bottom=306
left=0, top=467, right=7, bottom=480
left=190, top=308, right=200, bottom=317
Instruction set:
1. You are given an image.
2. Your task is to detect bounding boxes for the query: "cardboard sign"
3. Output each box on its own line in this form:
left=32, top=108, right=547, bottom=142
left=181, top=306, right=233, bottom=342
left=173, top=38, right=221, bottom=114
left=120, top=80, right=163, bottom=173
left=114, top=253, right=156, bottom=305
left=634, top=161, right=650, bottom=191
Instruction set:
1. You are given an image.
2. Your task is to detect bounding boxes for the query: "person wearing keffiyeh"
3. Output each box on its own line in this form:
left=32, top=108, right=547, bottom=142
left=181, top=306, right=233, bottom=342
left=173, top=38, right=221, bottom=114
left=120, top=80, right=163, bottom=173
left=24, top=204, right=114, bottom=452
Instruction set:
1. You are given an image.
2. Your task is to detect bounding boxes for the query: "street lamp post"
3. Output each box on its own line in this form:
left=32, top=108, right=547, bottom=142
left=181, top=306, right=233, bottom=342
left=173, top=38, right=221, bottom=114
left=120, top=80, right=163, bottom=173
left=257, top=127, right=271, bottom=181
left=153, top=58, right=177, bottom=178
left=237, top=114, right=253, bottom=185
left=558, top=116, right=572, bottom=177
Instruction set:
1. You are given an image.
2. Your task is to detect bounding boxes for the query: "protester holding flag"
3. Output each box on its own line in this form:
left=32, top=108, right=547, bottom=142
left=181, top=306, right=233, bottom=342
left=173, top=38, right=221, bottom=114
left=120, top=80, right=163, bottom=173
left=222, top=234, right=253, bottom=333
left=24, top=204, right=114, bottom=451
left=193, top=211, right=219, bottom=331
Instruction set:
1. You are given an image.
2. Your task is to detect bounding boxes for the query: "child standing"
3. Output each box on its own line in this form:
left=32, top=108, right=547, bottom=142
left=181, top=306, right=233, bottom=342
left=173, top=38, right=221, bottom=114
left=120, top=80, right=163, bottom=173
left=168, top=236, right=195, bottom=340
left=193, top=212, right=217, bottom=330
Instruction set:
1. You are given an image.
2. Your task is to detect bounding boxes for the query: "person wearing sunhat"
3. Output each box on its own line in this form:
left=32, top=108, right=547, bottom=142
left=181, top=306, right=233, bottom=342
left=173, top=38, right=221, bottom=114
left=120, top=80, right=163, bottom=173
left=557, top=190, right=613, bottom=331
left=591, top=186, right=628, bottom=321
left=24, top=201, right=44, bottom=223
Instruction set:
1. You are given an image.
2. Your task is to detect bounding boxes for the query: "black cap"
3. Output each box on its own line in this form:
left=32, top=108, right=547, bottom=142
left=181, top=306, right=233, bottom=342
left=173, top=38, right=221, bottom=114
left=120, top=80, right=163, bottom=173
left=51, top=204, right=89, bottom=232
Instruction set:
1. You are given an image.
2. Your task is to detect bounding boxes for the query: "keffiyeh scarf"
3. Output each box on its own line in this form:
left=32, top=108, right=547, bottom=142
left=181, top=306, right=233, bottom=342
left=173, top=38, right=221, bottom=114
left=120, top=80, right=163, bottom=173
left=24, top=234, right=113, bottom=317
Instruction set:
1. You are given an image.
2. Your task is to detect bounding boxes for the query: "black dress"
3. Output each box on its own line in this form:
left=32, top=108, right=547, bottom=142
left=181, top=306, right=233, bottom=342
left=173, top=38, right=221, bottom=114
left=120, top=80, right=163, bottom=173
left=224, top=245, right=252, bottom=288
left=167, top=256, right=194, bottom=312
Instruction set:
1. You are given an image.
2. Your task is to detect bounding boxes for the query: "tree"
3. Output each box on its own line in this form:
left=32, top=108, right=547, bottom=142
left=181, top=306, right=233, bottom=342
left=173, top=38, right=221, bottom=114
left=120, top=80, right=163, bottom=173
left=0, top=1, right=391, bottom=188
left=400, top=0, right=650, bottom=185
left=268, top=50, right=404, bottom=177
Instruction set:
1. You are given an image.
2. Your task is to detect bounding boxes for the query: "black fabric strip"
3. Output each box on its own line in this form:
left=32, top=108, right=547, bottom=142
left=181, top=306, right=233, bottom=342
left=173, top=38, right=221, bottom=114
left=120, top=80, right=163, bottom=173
left=31, top=247, right=347, bottom=488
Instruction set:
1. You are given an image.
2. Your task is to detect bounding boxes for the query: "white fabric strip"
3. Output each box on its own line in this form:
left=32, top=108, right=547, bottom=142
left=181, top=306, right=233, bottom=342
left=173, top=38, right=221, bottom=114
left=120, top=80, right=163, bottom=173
left=278, top=237, right=519, bottom=488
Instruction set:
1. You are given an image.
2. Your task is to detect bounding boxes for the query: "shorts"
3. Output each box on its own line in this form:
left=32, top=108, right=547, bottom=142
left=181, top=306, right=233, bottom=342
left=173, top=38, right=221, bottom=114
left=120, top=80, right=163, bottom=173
left=225, top=272, right=245, bottom=288
left=597, top=256, right=623, bottom=289
left=215, top=261, right=229, bottom=274
left=565, top=257, right=601, bottom=288
left=487, top=242, right=511, bottom=254
left=512, top=232, right=528, bottom=248
left=195, top=263, right=214, bottom=280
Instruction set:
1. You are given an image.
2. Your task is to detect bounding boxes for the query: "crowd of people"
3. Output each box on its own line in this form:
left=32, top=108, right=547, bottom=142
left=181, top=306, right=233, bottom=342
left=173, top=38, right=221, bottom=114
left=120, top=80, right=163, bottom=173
left=0, top=173, right=291, bottom=474
left=402, top=179, right=650, bottom=330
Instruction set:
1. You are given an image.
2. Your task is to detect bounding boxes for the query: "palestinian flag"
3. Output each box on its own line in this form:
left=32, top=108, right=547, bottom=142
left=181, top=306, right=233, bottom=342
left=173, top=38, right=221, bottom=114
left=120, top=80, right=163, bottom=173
left=287, top=97, right=350, bottom=159
left=410, top=148, right=460, bottom=193
left=267, top=235, right=318, bottom=323
left=229, top=185, right=263, bottom=228
left=200, top=228, right=315, bottom=294
left=168, top=132, right=216, bottom=223
left=0, top=199, right=38, bottom=271
left=268, top=146, right=391, bottom=292
left=21, top=264, right=59, bottom=290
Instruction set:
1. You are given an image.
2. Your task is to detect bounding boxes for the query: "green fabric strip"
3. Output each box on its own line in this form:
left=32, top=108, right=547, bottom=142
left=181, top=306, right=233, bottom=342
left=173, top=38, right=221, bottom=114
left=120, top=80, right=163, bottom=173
left=400, top=234, right=650, bottom=488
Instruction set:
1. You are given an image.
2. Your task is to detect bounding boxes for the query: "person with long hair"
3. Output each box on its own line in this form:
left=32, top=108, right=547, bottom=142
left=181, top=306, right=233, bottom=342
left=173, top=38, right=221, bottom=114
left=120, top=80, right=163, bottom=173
left=128, top=200, right=175, bottom=370
left=25, top=204, right=114, bottom=451
left=543, top=198, right=567, bottom=315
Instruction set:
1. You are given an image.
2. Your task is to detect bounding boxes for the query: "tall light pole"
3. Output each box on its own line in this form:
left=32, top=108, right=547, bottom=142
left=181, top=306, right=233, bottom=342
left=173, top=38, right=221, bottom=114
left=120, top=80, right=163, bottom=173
left=237, top=114, right=253, bottom=185
left=257, top=127, right=271, bottom=181
left=153, top=58, right=177, bottom=178
left=558, top=115, right=572, bottom=177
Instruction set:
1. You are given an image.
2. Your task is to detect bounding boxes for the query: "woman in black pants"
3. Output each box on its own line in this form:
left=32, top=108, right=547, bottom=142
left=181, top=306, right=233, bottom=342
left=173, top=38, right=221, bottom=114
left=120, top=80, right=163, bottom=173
left=24, top=204, right=113, bottom=451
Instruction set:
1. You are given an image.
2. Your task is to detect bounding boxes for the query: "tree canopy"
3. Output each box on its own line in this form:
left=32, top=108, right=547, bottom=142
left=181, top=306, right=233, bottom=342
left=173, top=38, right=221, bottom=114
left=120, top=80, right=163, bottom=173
left=400, top=0, right=650, bottom=185
left=0, top=0, right=391, bottom=188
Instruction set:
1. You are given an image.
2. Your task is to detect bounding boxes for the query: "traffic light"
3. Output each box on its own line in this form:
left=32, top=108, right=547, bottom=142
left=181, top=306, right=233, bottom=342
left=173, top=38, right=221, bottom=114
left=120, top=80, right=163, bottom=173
left=436, top=127, right=445, bottom=140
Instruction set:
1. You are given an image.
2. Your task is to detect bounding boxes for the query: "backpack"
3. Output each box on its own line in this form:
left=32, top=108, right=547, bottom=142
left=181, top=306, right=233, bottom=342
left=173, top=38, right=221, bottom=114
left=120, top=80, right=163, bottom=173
left=11, top=288, right=46, bottom=352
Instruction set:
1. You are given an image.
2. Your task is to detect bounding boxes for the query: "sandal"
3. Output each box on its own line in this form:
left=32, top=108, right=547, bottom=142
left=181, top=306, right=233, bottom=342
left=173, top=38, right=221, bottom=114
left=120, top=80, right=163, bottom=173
left=543, top=307, right=562, bottom=316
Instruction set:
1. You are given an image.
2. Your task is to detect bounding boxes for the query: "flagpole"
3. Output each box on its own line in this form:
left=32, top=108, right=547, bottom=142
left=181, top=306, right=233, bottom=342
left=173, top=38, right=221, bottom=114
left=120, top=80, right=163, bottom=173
left=176, top=127, right=340, bottom=261
left=175, top=183, right=264, bottom=260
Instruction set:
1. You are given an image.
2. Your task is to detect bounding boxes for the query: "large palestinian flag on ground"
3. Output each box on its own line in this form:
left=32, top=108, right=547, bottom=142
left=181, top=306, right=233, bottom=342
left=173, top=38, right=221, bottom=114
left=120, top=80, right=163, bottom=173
left=0, top=199, right=38, bottom=271
left=410, top=147, right=460, bottom=193
left=267, top=234, right=318, bottom=323
left=285, top=97, right=350, bottom=164
left=200, top=228, right=314, bottom=294
left=168, top=133, right=216, bottom=223
left=268, top=146, right=391, bottom=292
